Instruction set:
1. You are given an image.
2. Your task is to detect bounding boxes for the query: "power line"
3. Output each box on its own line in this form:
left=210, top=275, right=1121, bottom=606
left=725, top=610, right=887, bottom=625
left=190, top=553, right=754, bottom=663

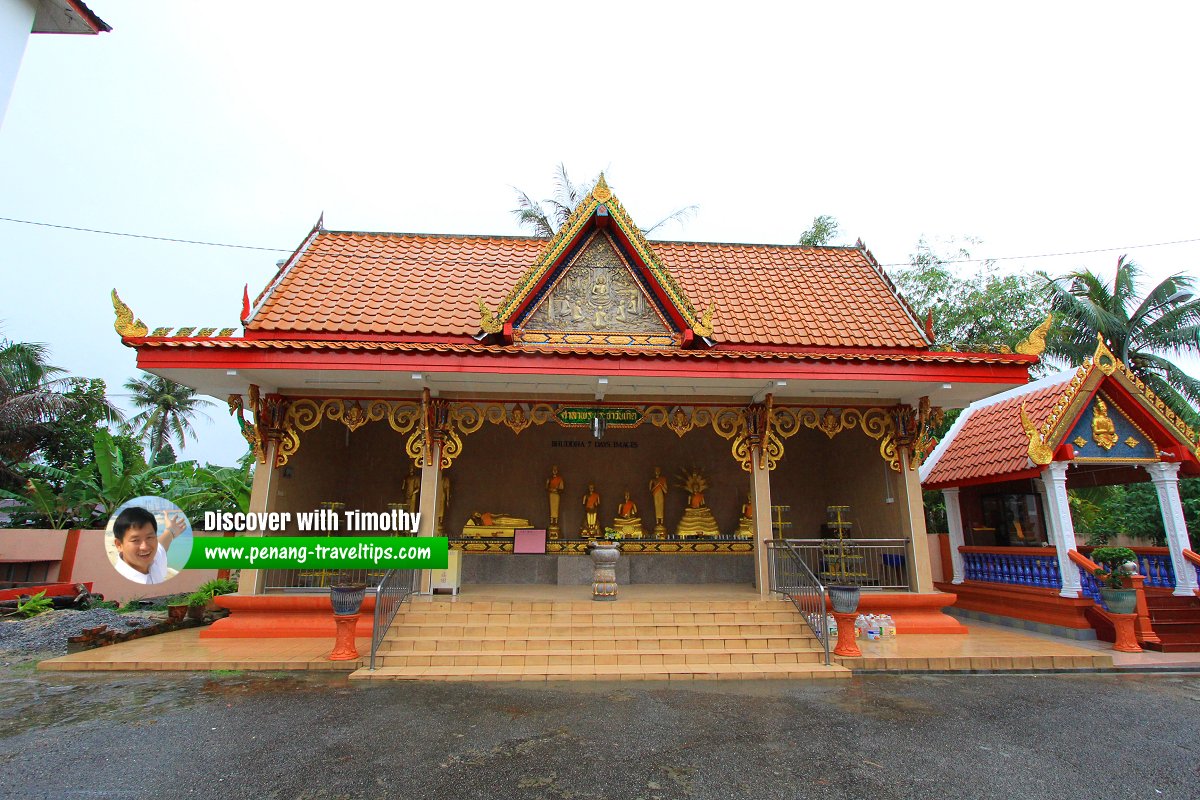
left=0, top=216, right=291, bottom=252
left=1, top=214, right=1199, bottom=267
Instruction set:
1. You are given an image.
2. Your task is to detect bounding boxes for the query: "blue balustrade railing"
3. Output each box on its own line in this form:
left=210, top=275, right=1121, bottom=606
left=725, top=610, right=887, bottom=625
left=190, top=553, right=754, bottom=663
left=1133, top=552, right=1176, bottom=590
left=1078, top=565, right=1104, bottom=607
left=961, top=547, right=1063, bottom=589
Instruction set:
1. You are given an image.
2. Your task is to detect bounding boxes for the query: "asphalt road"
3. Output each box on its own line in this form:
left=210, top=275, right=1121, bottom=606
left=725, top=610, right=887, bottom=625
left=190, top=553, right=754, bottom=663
left=0, top=667, right=1196, bottom=800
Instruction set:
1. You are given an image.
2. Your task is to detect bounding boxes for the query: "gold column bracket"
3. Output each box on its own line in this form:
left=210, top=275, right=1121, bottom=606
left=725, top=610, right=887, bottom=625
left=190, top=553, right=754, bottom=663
left=693, top=302, right=716, bottom=338
left=1015, top=313, right=1054, bottom=356
left=111, top=289, right=148, bottom=338
left=227, top=390, right=264, bottom=462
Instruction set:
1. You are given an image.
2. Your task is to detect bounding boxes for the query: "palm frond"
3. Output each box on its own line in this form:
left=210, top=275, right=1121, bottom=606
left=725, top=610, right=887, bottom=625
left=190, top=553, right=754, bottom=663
left=642, top=205, right=700, bottom=237
left=1111, top=255, right=1141, bottom=317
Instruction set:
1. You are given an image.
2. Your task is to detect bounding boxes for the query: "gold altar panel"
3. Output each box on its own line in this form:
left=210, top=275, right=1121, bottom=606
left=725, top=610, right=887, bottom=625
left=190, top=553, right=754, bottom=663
left=444, top=418, right=750, bottom=539
left=768, top=426, right=905, bottom=539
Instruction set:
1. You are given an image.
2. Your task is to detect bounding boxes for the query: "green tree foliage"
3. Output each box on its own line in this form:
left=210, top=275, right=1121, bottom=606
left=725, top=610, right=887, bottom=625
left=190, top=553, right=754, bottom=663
left=0, top=337, right=71, bottom=488
left=511, top=164, right=697, bottom=238
left=1072, top=481, right=1200, bottom=549
left=1042, top=256, right=1200, bottom=426
left=890, top=238, right=1050, bottom=353
left=164, top=452, right=254, bottom=523
left=35, top=378, right=128, bottom=475
left=797, top=215, right=841, bottom=246
left=124, top=373, right=214, bottom=464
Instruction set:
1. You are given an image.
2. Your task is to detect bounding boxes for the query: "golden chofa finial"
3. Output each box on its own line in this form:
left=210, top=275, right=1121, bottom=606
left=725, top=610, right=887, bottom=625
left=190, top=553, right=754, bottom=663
left=1015, top=313, right=1053, bottom=356
left=477, top=298, right=503, bottom=334
left=1020, top=401, right=1054, bottom=466
left=592, top=172, right=612, bottom=202
left=111, top=289, right=148, bottom=338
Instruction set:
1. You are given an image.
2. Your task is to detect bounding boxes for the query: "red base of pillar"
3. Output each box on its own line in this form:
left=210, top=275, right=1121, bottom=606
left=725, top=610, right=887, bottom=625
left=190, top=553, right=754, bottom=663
left=329, top=614, right=361, bottom=661
left=1106, top=612, right=1143, bottom=653
left=832, top=612, right=861, bottom=657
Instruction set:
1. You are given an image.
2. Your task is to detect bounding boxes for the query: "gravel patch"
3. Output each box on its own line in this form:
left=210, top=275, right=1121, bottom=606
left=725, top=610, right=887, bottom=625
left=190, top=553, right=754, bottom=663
left=0, top=608, right=161, bottom=665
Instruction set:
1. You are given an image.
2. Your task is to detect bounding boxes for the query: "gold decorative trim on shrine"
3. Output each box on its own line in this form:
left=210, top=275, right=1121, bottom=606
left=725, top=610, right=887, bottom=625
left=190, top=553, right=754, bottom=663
left=450, top=540, right=755, bottom=555
left=242, top=392, right=926, bottom=475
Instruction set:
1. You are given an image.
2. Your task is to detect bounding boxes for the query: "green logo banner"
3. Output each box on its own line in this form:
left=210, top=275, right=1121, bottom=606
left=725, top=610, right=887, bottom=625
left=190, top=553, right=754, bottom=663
left=556, top=407, right=643, bottom=427
left=185, top=536, right=449, bottom=570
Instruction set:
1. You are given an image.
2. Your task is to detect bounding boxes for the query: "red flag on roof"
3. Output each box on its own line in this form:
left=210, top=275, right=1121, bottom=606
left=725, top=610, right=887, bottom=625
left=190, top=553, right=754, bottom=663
left=241, top=284, right=250, bottom=323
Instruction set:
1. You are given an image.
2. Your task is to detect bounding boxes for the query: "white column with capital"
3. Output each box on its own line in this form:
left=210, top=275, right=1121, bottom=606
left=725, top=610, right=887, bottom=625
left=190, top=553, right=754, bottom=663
left=1144, top=462, right=1199, bottom=596
left=415, top=443, right=443, bottom=594
left=942, top=488, right=966, bottom=584
left=1042, top=461, right=1082, bottom=598
left=750, top=450, right=774, bottom=599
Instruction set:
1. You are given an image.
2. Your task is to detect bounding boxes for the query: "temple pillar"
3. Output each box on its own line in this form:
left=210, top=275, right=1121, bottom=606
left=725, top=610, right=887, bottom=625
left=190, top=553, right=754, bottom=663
left=1144, top=462, right=1199, bottom=596
left=942, top=487, right=966, bottom=584
left=415, top=443, right=443, bottom=593
left=750, top=451, right=773, bottom=599
left=1041, top=461, right=1082, bottom=598
left=237, top=439, right=279, bottom=596
left=898, top=447, right=934, bottom=593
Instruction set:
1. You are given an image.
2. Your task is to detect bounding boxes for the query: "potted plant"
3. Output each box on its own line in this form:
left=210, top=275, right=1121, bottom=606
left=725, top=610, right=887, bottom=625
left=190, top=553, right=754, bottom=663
left=827, top=585, right=861, bottom=614
left=330, top=581, right=368, bottom=615
left=1090, top=546, right=1139, bottom=615
left=185, top=590, right=209, bottom=620
left=167, top=598, right=189, bottom=622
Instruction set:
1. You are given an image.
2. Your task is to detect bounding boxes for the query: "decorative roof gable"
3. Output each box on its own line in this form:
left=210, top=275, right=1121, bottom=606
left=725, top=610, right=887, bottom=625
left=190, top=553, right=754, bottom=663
left=921, top=337, right=1200, bottom=488
left=478, top=176, right=713, bottom=346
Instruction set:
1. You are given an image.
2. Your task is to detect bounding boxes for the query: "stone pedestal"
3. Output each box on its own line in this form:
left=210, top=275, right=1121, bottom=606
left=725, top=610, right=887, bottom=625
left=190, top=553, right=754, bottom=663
left=831, top=611, right=861, bottom=657
left=1107, top=612, right=1142, bottom=653
left=588, top=540, right=620, bottom=601
left=329, top=613, right=361, bottom=660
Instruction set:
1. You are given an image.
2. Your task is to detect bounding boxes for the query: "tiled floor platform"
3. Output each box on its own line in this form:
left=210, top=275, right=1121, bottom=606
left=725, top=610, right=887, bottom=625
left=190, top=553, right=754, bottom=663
left=37, top=585, right=1200, bottom=677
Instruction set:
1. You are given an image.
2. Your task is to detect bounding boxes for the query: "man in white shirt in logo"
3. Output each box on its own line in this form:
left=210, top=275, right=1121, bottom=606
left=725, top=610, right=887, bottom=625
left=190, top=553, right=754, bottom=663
left=112, top=506, right=186, bottom=585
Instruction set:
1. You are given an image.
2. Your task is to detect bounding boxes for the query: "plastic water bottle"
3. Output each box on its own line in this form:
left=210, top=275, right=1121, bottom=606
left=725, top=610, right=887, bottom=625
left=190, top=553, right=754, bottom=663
left=882, top=614, right=897, bottom=638
left=855, top=614, right=867, bottom=639
left=866, top=615, right=881, bottom=641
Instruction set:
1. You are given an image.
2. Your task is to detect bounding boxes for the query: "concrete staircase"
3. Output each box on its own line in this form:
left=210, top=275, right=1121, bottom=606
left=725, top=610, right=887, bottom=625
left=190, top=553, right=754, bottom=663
left=1144, top=593, right=1200, bottom=652
left=350, top=597, right=848, bottom=681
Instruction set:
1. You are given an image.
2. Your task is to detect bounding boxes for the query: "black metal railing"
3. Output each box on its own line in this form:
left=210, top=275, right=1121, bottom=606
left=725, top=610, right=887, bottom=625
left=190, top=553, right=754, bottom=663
left=370, top=568, right=420, bottom=670
left=766, top=539, right=831, bottom=665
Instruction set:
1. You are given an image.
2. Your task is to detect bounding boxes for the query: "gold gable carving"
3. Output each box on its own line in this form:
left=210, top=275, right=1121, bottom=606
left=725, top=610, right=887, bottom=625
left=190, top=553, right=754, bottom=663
left=517, top=232, right=674, bottom=340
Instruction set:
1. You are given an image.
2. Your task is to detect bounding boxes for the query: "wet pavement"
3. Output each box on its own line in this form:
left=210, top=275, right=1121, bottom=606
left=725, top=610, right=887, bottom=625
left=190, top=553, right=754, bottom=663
left=1, top=663, right=1197, bottom=800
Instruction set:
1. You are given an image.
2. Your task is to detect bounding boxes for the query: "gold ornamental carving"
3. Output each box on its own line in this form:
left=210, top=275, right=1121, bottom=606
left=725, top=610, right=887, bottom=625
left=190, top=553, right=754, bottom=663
left=1021, top=401, right=1055, bottom=466
left=1015, top=313, right=1053, bottom=356
left=111, top=289, right=148, bottom=338
left=1091, top=398, right=1118, bottom=450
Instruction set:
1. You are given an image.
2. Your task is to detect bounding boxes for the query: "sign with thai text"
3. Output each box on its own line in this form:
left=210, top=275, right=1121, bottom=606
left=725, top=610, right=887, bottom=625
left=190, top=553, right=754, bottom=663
left=556, top=407, right=643, bottom=427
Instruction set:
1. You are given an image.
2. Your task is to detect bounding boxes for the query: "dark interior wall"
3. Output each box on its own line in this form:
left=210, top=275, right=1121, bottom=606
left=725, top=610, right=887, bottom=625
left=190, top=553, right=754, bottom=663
left=770, top=427, right=904, bottom=539
left=445, top=420, right=752, bottom=537
left=271, top=419, right=416, bottom=527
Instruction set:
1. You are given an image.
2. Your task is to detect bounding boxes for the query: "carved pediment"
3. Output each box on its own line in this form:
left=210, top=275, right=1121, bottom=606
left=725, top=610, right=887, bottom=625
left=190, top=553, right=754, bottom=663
left=515, top=231, right=678, bottom=347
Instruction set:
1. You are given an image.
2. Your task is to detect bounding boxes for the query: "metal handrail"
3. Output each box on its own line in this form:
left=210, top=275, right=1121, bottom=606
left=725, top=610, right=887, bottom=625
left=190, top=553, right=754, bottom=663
left=369, top=568, right=419, bottom=670
left=766, top=539, right=831, bottom=665
left=782, top=538, right=913, bottom=591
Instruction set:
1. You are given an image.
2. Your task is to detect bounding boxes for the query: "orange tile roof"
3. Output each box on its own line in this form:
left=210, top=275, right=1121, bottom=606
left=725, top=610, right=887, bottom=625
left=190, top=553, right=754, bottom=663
left=921, top=374, right=1074, bottom=487
left=248, top=232, right=929, bottom=349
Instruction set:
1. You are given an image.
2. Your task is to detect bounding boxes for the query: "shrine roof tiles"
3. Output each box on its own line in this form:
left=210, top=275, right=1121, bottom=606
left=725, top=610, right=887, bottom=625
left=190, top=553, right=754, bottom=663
left=249, top=232, right=929, bottom=349
left=920, top=372, right=1076, bottom=488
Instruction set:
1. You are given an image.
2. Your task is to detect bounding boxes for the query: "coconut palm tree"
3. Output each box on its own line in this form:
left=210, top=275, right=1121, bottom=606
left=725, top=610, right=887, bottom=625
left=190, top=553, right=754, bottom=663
left=511, top=163, right=698, bottom=238
left=1042, top=256, right=1200, bottom=422
left=124, top=373, right=214, bottom=464
left=0, top=338, right=71, bottom=487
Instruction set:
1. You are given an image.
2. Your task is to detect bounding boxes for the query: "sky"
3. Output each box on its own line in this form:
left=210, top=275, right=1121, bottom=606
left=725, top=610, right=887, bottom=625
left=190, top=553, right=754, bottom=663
left=2, top=2, right=1198, bottom=466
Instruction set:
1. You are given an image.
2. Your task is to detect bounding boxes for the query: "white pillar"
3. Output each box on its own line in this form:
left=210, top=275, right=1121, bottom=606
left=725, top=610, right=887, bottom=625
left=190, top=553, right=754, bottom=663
left=898, top=448, right=935, bottom=592
left=943, top=488, right=965, bottom=584
left=750, top=451, right=773, bottom=599
left=415, top=443, right=442, bottom=593
left=237, top=439, right=280, bottom=596
left=1144, top=462, right=1199, bottom=596
left=1042, top=461, right=1082, bottom=598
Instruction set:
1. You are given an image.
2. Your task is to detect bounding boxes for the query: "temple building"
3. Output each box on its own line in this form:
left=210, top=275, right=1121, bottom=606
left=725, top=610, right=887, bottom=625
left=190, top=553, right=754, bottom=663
left=114, top=177, right=1042, bottom=644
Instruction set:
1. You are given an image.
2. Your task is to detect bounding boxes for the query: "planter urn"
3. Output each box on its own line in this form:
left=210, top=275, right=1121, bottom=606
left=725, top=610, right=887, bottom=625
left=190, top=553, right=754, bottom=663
left=587, top=540, right=620, bottom=601
left=828, top=585, right=861, bottom=615
left=330, top=583, right=368, bottom=615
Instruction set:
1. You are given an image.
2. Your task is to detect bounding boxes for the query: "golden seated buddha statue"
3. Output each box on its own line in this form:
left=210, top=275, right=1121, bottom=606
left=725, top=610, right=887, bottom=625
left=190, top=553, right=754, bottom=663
left=612, top=492, right=644, bottom=539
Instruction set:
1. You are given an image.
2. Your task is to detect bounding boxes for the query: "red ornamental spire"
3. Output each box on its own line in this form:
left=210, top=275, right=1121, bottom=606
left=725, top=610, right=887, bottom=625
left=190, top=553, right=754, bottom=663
left=241, top=284, right=251, bottom=324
